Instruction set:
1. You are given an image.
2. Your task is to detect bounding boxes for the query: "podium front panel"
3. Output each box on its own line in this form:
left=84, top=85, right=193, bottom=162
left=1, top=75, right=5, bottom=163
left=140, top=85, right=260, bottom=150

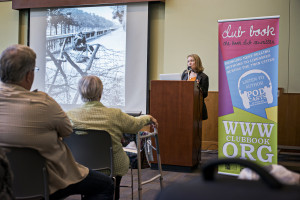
left=150, top=80, right=202, bottom=167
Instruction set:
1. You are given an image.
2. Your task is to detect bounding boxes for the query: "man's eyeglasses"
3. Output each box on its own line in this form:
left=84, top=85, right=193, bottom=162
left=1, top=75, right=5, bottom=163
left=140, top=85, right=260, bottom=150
left=32, top=67, right=39, bottom=72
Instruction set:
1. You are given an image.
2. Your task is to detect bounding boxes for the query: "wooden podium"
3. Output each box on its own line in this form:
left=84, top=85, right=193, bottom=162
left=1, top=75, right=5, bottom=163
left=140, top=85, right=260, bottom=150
left=150, top=80, right=203, bottom=170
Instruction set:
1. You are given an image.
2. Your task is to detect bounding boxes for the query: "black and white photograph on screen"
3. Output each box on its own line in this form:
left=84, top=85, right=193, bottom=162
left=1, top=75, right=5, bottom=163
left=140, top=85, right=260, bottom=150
left=45, top=6, right=126, bottom=108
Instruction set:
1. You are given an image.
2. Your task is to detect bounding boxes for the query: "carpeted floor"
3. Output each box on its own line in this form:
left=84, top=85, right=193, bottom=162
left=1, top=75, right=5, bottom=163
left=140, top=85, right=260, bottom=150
left=66, top=149, right=300, bottom=200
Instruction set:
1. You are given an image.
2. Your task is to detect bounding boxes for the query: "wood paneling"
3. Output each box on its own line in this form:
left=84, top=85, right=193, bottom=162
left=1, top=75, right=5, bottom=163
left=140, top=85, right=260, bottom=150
left=278, top=92, right=300, bottom=146
left=12, top=0, right=165, bottom=9
left=202, top=90, right=300, bottom=150
left=202, top=92, right=218, bottom=150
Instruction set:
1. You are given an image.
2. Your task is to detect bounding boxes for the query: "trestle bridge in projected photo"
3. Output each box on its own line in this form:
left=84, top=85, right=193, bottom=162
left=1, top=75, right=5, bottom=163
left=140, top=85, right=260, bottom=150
left=45, top=28, right=126, bottom=106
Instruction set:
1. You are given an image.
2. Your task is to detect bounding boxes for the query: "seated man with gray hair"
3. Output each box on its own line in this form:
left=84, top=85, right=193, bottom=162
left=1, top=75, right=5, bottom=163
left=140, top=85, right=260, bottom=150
left=0, top=44, right=114, bottom=200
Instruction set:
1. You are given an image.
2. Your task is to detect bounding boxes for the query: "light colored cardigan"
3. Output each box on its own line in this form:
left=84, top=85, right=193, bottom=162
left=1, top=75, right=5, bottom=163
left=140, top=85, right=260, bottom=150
left=67, top=101, right=151, bottom=176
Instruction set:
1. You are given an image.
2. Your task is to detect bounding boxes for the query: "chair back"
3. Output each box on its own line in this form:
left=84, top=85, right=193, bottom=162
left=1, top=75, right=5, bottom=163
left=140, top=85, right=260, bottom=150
left=3, top=147, right=49, bottom=200
left=64, top=129, right=114, bottom=177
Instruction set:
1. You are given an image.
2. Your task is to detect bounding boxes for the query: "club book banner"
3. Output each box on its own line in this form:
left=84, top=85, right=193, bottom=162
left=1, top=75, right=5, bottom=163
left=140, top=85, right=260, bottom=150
left=218, top=16, right=279, bottom=175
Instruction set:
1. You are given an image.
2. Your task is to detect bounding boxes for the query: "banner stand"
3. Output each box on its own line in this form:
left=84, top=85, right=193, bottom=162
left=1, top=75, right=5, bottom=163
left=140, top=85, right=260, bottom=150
left=218, top=16, right=280, bottom=175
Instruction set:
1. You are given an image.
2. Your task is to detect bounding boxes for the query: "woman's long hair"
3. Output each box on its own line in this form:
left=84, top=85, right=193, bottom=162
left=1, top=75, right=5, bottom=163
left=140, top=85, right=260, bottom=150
left=187, top=54, right=204, bottom=73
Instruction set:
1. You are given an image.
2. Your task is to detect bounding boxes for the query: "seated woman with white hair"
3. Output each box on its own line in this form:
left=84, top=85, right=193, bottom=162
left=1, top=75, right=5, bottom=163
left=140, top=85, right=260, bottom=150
left=67, top=75, right=158, bottom=200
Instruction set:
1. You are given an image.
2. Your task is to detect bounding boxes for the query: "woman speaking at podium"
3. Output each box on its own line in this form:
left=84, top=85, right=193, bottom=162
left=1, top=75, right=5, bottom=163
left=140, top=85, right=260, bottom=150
left=181, top=54, right=209, bottom=120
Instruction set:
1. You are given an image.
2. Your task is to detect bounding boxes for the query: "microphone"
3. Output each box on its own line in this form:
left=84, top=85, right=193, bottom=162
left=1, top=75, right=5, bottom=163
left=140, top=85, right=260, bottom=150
left=187, top=66, right=192, bottom=80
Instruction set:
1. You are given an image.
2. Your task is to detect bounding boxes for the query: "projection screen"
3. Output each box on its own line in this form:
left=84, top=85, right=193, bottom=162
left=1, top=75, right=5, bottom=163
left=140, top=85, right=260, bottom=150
left=29, top=2, right=149, bottom=114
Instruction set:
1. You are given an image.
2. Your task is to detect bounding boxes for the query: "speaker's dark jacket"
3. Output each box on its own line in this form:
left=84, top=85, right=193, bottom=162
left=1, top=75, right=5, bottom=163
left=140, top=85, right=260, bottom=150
left=181, top=70, right=209, bottom=120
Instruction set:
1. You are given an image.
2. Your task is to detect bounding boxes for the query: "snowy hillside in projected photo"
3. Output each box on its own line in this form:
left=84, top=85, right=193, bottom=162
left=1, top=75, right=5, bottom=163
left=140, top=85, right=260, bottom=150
left=45, top=6, right=126, bottom=108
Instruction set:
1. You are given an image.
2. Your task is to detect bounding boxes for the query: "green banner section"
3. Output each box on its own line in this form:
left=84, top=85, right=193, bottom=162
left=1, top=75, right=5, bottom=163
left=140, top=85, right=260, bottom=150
left=218, top=107, right=277, bottom=175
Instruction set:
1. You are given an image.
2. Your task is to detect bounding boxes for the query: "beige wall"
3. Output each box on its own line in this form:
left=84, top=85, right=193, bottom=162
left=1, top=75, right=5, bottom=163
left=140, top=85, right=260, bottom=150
left=19, top=10, right=28, bottom=45
left=288, top=0, right=300, bottom=93
left=149, top=2, right=165, bottom=82
left=0, top=1, right=19, bottom=52
left=1, top=0, right=299, bottom=93
left=151, top=0, right=300, bottom=92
